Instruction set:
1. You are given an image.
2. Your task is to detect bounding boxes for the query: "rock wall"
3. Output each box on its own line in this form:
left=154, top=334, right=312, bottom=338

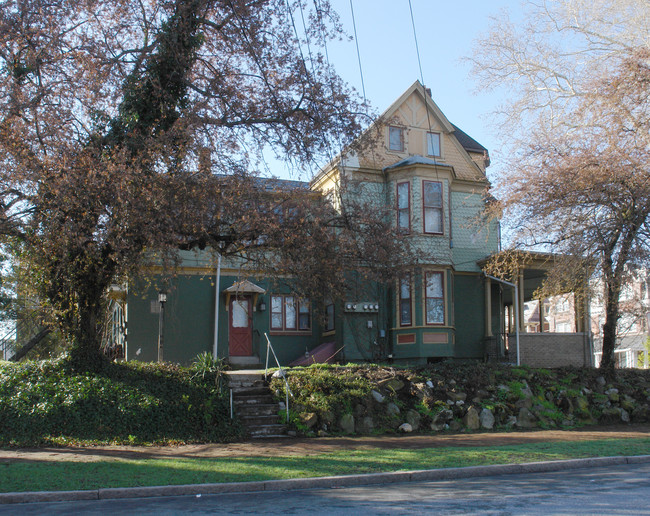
left=270, top=364, right=650, bottom=436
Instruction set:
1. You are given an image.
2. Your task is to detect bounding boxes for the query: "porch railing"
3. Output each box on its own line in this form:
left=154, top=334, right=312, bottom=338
left=264, top=333, right=293, bottom=423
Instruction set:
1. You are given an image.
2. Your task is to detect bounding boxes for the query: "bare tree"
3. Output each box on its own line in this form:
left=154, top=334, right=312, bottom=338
left=470, top=0, right=650, bottom=135
left=472, top=0, right=650, bottom=373
left=0, top=0, right=413, bottom=369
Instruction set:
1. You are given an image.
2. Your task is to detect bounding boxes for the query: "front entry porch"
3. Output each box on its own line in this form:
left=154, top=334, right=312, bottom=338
left=481, top=252, right=593, bottom=367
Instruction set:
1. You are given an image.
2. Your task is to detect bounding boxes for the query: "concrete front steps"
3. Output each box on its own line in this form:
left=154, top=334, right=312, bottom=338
left=225, top=370, right=288, bottom=438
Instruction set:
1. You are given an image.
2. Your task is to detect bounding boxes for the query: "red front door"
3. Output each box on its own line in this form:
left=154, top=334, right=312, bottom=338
left=229, top=296, right=252, bottom=356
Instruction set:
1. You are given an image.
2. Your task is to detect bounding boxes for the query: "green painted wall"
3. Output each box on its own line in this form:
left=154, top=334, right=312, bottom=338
left=126, top=272, right=325, bottom=366
left=124, top=172, right=498, bottom=366
left=337, top=275, right=388, bottom=362
left=453, top=273, right=486, bottom=359
left=126, top=275, right=215, bottom=365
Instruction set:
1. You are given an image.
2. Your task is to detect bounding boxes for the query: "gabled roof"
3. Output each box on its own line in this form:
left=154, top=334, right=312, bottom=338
left=311, top=80, right=489, bottom=186
left=255, top=177, right=310, bottom=191
left=380, top=80, right=456, bottom=134
left=451, top=123, right=487, bottom=154
left=213, top=174, right=309, bottom=191
left=223, top=279, right=266, bottom=294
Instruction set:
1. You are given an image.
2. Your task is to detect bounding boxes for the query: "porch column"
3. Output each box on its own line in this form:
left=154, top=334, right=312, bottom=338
left=574, top=292, right=585, bottom=333
left=485, top=277, right=493, bottom=337
left=518, top=272, right=525, bottom=330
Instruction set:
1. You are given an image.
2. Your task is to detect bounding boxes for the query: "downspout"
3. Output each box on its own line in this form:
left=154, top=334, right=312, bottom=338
left=213, top=253, right=222, bottom=358
left=485, top=274, right=520, bottom=366
left=382, top=163, right=394, bottom=359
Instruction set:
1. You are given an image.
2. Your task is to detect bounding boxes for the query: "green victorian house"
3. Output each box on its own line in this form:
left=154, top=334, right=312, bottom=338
left=110, top=81, right=501, bottom=367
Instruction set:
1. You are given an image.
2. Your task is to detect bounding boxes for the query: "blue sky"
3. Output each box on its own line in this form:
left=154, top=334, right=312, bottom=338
left=298, top=0, right=524, bottom=181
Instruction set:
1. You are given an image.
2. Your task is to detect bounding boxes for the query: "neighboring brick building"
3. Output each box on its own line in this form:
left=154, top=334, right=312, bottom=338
left=591, top=269, right=650, bottom=369
left=521, top=271, right=650, bottom=369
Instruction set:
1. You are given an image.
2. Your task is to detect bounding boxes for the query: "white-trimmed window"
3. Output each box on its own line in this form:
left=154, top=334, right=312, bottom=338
left=427, top=132, right=441, bottom=157
left=399, top=275, right=412, bottom=326
left=425, top=272, right=445, bottom=325
left=389, top=126, right=404, bottom=152
left=298, top=298, right=310, bottom=330
left=325, top=299, right=335, bottom=332
left=271, top=295, right=311, bottom=332
left=423, top=180, right=443, bottom=234
left=396, top=181, right=410, bottom=233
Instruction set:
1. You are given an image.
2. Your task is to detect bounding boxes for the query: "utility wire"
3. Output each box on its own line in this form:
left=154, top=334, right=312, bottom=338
left=408, top=0, right=446, bottom=248
left=408, top=0, right=426, bottom=92
left=284, top=0, right=337, bottom=173
left=407, top=0, right=433, bottom=136
left=312, top=0, right=345, bottom=160
left=349, top=0, right=367, bottom=103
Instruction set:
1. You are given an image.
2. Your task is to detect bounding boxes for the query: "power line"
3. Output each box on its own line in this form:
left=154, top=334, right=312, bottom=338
left=349, top=0, right=367, bottom=103
left=408, top=0, right=426, bottom=91
left=284, top=0, right=338, bottom=173
left=407, top=0, right=433, bottom=136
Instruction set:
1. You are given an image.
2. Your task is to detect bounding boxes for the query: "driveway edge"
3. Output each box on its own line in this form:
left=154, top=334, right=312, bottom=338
left=2, top=455, right=649, bottom=504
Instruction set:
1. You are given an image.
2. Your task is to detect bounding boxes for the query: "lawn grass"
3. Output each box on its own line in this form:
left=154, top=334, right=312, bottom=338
left=2, top=437, right=649, bottom=493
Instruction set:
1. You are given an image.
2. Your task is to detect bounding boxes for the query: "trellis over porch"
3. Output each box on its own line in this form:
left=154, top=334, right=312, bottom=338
left=479, top=251, right=594, bottom=367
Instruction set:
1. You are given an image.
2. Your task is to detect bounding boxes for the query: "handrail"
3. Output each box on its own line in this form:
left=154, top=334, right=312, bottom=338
left=0, top=304, right=50, bottom=361
left=264, top=333, right=293, bottom=423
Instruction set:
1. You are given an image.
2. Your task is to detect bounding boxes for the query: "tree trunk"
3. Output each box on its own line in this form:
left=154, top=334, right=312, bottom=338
left=599, top=272, right=621, bottom=376
left=67, top=293, right=106, bottom=372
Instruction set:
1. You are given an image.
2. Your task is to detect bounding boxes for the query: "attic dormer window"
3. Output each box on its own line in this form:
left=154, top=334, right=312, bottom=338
left=389, top=126, right=404, bottom=152
left=427, top=132, right=441, bottom=157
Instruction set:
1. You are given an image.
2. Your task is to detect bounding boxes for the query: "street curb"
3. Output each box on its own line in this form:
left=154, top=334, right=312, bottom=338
left=1, top=455, right=649, bottom=505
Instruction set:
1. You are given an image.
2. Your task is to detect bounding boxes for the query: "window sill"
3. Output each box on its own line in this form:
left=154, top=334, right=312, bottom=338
left=269, top=331, right=313, bottom=336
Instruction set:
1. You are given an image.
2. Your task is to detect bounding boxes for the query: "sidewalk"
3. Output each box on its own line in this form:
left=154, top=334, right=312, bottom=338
left=1, top=424, right=649, bottom=505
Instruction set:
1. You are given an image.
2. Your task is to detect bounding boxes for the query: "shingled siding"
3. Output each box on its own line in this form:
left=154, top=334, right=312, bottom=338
left=451, top=190, right=499, bottom=273
left=517, top=333, right=592, bottom=368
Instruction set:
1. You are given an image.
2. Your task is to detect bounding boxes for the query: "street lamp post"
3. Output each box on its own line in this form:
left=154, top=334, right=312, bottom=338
left=157, top=292, right=167, bottom=363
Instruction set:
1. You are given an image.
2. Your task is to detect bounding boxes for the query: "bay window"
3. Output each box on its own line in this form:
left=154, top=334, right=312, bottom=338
left=423, top=180, right=443, bottom=234
left=399, top=275, right=412, bottom=326
left=425, top=272, right=445, bottom=325
left=396, top=181, right=410, bottom=233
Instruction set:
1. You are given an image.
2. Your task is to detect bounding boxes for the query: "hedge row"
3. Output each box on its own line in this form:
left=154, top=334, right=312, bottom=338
left=0, top=358, right=242, bottom=446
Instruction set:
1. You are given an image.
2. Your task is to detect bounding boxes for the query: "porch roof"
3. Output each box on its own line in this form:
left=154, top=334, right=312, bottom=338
left=223, top=279, right=266, bottom=295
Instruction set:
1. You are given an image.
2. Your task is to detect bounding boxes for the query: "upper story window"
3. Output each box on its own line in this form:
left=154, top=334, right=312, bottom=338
left=271, top=295, right=311, bottom=332
left=427, top=132, right=441, bottom=157
left=389, top=126, right=404, bottom=152
left=399, top=275, right=412, bottom=327
left=425, top=272, right=445, bottom=325
left=422, top=180, right=443, bottom=234
left=396, top=181, right=410, bottom=233
left=555, top=297, right=570, bottom=313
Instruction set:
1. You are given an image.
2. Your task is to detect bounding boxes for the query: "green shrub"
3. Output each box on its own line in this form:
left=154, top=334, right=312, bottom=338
left=511, top=366, right=531, bottom=379
left=271, top=368, right=373, bottom=423
left=0, top=358, right=242, bottom=446
left=507, top=380, right=525, bottom=398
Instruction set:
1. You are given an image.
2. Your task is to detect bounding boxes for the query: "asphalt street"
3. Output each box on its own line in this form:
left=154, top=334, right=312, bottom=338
left=2, top=461, right=649, bottom=515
